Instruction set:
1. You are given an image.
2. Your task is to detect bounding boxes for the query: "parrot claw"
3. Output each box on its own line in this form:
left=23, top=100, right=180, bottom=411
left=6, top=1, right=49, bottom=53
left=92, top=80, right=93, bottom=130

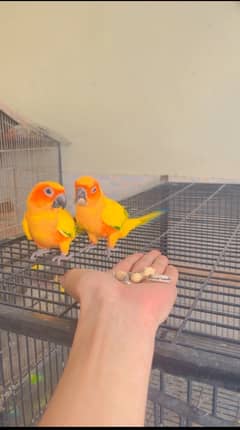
left=30, top=249, right=51, bottom=261
left=79, top=244, right=97, bottom=254
left=106, top=247, right=121, bottom=260
left=52, top=253, right=73, bottom=266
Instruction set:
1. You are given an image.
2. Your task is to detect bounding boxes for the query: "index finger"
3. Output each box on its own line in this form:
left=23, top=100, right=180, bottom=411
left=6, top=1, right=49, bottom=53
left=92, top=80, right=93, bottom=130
left=112, top=253, right=144, bottom=273
left=165, top=264, right=179, bottom=285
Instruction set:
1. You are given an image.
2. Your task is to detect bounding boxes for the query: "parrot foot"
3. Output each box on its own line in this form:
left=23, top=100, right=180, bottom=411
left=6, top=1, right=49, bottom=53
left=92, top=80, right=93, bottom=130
left=52, top=253, right=73, bottom=266
left=30, top=249, right=51, bottom=261
left=106, top=247, right=121, bottom=260
left=79, top=244, right=97, bottom=254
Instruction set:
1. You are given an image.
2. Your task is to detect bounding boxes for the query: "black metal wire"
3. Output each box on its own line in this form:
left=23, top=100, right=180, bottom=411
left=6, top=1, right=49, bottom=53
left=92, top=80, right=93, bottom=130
left=1, top=182, right=240, bottom=351
left=1, top=177, right=240, bottom=425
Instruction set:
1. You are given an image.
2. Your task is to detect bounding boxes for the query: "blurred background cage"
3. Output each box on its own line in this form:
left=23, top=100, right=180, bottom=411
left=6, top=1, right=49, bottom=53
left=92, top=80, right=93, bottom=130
left=0, top=108, right=63, bottom=241
left=0, top=109, right=240, bottom=426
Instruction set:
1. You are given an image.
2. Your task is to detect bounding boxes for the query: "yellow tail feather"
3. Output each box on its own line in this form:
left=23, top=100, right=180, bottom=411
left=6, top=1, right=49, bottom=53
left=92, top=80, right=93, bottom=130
left=120, top=210, right=164, bottom=238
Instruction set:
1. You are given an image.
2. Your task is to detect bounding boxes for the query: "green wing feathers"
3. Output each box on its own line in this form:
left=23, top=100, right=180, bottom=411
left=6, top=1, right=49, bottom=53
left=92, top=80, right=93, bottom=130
left=74, top=217, right=85, bottom=236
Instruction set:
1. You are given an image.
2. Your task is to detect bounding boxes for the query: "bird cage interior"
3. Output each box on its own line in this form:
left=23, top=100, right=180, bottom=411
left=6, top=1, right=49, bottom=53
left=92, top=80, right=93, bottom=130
left=0, top=176, right=240, bottom=426
left=0, top=110, right=61, bottom=241
left=1, top=1, right=240, bottom=426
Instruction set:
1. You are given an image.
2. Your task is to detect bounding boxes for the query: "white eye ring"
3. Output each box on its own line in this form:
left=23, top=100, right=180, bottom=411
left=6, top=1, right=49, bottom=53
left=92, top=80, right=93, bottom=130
left=44, top=187, right=54, bottom=197
left=91, top=186, right=97, bottom=194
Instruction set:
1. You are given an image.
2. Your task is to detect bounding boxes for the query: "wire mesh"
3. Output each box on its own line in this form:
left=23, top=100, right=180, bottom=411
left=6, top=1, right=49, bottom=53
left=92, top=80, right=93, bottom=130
left=146, top=370, right=240, bottom=426
left=1, top=178, right=240, bottom=425
left=0, top=182, right=240, bottom=351
left=0, top=329, right=69, bottom=426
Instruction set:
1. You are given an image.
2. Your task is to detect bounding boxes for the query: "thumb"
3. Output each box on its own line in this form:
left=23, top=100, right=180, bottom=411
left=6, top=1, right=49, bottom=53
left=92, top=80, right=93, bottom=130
left=61, top=268, right=91, bottom=301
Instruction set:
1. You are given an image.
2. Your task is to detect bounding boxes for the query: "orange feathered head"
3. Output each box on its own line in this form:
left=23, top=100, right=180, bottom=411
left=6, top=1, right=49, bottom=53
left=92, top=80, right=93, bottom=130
left=27, top=181, right=67, bottom=209
left=74, top=176, right=102, bottom=206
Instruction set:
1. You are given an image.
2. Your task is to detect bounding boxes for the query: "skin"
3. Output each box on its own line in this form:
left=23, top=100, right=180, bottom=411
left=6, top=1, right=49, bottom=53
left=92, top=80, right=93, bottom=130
left=39, top=250, right=178, bottom=427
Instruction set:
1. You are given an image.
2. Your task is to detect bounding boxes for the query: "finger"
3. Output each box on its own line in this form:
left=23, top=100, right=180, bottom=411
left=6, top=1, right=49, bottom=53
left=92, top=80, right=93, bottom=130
left=112, top=253, right=144, bottom=273
left=61, top=268, right=90, bottom=301
left=144, top=265, right=178, bottom=323
left=152, top=255, right=169, bottom=274
left=141, top=265, right=178, bottom=303
left=165, top=264, right=179, bottom=285
left=131, top=250, right=161, bottom=272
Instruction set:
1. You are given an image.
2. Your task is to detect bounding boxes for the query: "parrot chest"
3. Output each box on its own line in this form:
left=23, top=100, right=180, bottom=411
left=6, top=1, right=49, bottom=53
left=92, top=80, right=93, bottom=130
left=26, top=211, right=62, bottom=248
left=76, top=204, right=112, bottom=237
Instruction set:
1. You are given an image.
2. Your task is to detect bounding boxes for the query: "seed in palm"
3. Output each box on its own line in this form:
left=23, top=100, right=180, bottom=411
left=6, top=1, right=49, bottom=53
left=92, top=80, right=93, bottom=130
left=130, top=272, right=144, bottom=283
left=143, top=266, right=156, bottom=279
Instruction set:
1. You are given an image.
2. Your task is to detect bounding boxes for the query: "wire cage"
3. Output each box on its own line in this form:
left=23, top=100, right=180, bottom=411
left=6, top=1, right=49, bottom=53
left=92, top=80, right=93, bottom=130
left=0, top=179, right=240, bottom=426
left=0, top=109, right=62, bottom=241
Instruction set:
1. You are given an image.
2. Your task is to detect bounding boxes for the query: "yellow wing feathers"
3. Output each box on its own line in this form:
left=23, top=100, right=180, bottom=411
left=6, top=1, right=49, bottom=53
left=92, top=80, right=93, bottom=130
left=22, top=215, right=32, bottom=240
left=101, top=196, right=164, bottom=248
left=102, top=197, right=162, bottom=234
left=101, top=196, right=128, bottom=230
left=57, top=210, right=76, bottom=239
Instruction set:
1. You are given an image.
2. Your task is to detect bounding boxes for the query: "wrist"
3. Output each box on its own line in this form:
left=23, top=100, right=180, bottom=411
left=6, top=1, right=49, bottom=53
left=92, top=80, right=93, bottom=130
left=72, top=291, right=156, bottom=358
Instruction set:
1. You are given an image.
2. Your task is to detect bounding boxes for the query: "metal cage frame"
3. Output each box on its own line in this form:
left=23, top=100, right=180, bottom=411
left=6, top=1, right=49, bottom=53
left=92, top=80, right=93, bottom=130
left=0, top=178, right=240, bottom=426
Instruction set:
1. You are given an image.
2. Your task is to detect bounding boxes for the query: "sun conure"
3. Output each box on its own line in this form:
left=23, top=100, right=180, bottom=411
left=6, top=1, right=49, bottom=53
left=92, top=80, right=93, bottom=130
left=74, top=176, right=165, bottom=258
left=22, top=181, right=76, bottom=264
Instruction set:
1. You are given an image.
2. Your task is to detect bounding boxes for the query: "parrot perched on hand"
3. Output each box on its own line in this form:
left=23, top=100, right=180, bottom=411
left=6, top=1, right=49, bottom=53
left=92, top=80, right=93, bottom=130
left=74, top=176, right=165, bottom=258
left=22, top=181, right=76, bottom=264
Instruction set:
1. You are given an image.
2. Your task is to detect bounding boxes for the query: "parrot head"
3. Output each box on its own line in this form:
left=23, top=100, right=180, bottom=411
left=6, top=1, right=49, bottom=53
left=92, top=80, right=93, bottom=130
left=74, top=176, right=102, bottom=207
left=27, top=181, right=67, bottom=210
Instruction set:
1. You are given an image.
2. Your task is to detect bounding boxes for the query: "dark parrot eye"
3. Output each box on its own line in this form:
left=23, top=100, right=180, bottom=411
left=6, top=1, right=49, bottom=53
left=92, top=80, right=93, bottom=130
left=91, top=186, right=97, bottom=194
left=44, top=187, right=54, bottom=197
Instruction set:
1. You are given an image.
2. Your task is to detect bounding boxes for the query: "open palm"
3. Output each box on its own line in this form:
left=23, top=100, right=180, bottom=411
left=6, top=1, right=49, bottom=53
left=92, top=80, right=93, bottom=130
left=63, top=250, right=178, bottom=332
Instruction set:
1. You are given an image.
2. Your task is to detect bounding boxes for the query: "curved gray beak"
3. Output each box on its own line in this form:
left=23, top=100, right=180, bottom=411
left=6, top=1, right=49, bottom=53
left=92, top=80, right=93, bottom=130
left=75, top=188, right=87, bottom=205
left=52, top=193, right=67, bottom=209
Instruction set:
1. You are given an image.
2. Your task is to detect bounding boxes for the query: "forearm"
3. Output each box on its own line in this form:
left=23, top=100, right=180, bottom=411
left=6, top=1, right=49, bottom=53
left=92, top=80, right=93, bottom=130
left=39, top=303, right=155, bottom=426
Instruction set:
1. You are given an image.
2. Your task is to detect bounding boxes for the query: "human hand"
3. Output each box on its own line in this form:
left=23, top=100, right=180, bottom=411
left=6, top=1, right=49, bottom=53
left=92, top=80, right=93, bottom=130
left=40, top=252, right=178, bottom=427
left=62, top=250, right=178, bottom=335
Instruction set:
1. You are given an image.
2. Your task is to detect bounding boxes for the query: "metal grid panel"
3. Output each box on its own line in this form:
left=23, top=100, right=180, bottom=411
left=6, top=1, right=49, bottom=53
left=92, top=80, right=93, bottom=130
left=0, top=110, right=61, bottom=241
left=0, top=181, right=240, bottom=426
left=0, top=330, right=239, bottom=427
left=0, top=182, right=239, bottom=352
left=146, top=370, right=240, bottom=427
left=0, top=330, right=70, bottom=426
